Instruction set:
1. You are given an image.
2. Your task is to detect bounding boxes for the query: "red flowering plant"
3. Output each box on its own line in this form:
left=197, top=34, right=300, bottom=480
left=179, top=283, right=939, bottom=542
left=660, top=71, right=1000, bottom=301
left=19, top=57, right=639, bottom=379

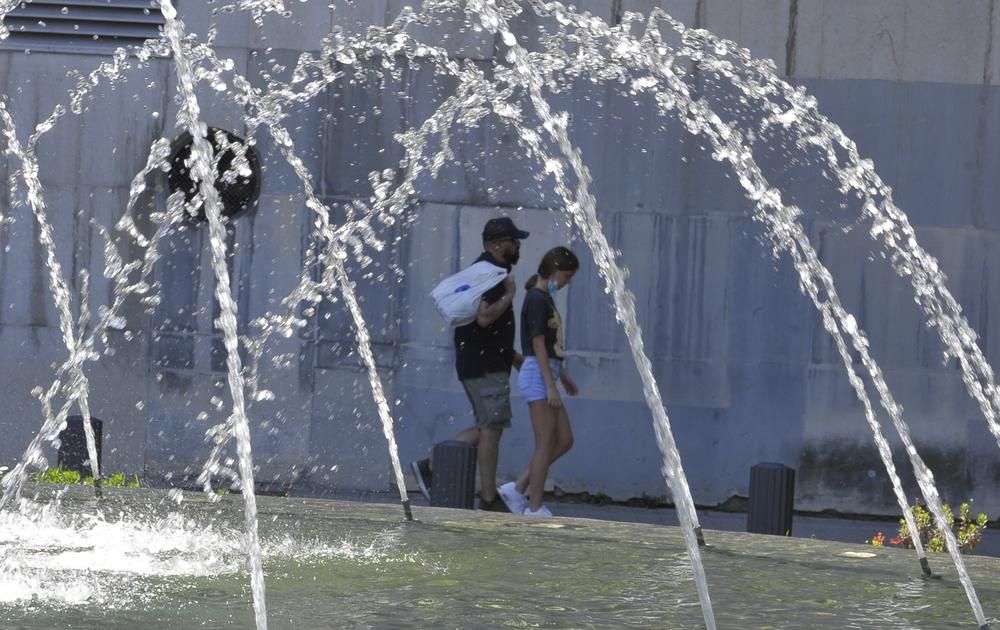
left=869, top=500, right=989, bottom=554
left=866, top=532, right=902, bottom=547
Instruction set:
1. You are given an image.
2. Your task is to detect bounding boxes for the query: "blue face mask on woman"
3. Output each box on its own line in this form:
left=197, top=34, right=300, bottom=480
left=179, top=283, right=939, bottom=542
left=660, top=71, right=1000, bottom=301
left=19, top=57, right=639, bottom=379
left=547, top=279, right=559, bottom=294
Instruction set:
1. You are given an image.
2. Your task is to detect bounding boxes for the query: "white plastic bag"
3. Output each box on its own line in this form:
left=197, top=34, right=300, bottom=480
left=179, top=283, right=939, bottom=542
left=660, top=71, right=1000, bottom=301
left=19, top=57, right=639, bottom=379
left=430, top=261, right=509, bottom=327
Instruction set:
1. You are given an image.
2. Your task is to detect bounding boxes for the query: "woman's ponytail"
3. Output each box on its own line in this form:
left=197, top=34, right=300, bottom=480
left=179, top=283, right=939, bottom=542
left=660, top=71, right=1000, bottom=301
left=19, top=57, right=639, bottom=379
left=524, top=274, right=538, bottom=290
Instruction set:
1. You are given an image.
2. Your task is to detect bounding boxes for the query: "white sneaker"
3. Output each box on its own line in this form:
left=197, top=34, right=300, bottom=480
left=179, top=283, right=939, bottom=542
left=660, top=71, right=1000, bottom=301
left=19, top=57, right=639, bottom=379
left=522, top=505, right=552, bottom=517
left=498, top=482, right=528, bottom=514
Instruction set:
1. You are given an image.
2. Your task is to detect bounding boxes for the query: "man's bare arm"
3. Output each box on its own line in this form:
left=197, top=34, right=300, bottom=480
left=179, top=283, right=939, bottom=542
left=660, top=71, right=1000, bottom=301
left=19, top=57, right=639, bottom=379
left=476, top=275, right=516, bottom=327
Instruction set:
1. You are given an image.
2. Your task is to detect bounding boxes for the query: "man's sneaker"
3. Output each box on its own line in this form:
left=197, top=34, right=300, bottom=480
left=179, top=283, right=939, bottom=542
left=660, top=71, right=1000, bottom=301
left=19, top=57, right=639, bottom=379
left=478, top=495, right=511, bottom=513
left=498, top=482, right=528, bottom=514
left=522, top=505, right=553, bottom=517
left=410, top=458, right=432, bottom=501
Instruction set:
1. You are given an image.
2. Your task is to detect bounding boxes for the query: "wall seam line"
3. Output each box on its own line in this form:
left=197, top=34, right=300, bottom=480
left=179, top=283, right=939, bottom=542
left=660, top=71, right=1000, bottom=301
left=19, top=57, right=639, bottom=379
left=785, top=0, right=799, bottom=77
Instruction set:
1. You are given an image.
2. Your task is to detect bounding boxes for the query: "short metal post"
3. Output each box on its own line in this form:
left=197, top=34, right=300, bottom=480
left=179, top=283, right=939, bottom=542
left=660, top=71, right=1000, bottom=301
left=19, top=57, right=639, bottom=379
left=430, top=441, right=477, bottom=510
left=747, top=462, right=795, bottom=536
left=57, top=416, right=103, bottom=476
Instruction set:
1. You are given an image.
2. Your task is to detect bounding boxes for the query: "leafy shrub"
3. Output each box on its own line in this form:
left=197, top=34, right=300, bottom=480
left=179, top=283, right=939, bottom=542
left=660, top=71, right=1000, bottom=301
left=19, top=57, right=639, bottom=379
left=28, top=466, right=140, bottom=488
left=869, top=500, right=989, bottom=554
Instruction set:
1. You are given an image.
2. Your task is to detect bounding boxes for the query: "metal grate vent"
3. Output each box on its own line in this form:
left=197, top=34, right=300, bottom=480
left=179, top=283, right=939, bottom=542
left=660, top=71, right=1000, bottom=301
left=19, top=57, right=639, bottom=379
left=168, top=128, right=262, bottom=222
left=1, top=0, right=165, bottom=55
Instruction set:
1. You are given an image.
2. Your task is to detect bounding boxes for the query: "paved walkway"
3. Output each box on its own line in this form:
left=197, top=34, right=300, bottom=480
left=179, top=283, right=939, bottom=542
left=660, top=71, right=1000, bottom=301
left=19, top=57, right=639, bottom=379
left=547, top=500, right=1000, bottom=558
left=288, top=487, right=1000, bottom=559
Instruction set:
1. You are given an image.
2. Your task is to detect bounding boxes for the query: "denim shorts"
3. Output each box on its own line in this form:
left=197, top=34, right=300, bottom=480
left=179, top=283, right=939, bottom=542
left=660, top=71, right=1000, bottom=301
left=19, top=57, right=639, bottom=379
left=518, top=357, right=563, bottom=403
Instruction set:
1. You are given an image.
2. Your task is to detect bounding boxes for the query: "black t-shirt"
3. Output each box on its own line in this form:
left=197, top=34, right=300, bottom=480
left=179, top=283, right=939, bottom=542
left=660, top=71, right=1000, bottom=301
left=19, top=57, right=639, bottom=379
left=520, top=287, right=564, bottom=360
left=454, top=253, right=514, bottom=380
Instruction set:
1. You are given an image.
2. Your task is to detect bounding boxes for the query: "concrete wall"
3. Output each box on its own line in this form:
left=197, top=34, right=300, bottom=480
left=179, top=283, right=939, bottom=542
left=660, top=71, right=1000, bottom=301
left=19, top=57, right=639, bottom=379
left=1, top=0, right=999, bottom=516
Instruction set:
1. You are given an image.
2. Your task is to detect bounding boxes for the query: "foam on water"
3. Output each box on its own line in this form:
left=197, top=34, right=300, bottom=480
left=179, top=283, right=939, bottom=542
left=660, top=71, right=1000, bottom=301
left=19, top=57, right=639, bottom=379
left=0, top=504, right=237, bottom=607
left=0, top=499, right=432, bottom=610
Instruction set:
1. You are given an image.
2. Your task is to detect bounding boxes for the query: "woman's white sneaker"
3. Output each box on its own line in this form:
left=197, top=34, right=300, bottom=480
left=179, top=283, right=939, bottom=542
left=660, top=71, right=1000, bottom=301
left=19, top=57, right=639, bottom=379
left=498, top=482, right=528, bottom=514
left=522, top=505, right=553, bottom=517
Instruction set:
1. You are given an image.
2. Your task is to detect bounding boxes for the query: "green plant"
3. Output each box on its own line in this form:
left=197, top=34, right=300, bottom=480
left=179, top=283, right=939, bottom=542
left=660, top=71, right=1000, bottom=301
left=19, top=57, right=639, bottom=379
left=31, top=466, right=141, bottom=488
left=33, top=466, right=83, bottom=485
left=103, top=472, right=142, bottom=488
left=869, top=500, right=989, bottom=554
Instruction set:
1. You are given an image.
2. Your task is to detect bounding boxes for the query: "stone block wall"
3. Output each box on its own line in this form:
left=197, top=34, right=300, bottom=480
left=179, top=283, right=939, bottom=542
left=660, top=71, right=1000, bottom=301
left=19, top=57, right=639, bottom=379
left=1, top=0, right=999, bottom=515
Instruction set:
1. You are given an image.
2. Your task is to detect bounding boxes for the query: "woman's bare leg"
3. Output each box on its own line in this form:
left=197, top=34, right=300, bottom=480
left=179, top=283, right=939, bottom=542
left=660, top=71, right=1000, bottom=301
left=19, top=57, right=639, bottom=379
left=515, top=406, right=573, bottom=495
left=526, top=400, right=556, bottom=512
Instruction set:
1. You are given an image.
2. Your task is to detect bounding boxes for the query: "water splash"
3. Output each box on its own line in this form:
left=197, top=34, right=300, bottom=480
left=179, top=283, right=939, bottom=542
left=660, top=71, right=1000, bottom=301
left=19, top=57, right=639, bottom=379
left=0, top=496, right=433, bottom=610
left=0, top=0, right=19, bottom=41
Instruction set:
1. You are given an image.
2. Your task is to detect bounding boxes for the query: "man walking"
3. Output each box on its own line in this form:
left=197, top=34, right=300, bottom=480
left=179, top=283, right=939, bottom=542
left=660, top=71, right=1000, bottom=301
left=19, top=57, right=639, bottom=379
left=411, top=217, right=528, bottom=511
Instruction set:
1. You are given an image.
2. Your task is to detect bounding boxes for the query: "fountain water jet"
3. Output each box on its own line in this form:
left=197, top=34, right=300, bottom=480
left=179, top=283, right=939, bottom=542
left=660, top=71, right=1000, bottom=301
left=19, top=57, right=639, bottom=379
left=159, top=2, right=268, bottom=627
left=0, top=99, right=102, bottom=507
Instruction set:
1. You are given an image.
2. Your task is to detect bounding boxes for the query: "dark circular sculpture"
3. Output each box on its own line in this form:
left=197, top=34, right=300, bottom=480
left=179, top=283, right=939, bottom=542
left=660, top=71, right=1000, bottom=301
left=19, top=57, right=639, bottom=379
left=167, top=127, right=261, bottom=221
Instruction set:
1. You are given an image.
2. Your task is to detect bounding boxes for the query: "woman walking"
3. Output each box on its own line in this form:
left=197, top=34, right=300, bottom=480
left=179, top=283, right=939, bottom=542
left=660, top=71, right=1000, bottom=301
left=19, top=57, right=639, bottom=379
left=500, top=246, right=580, bottom=517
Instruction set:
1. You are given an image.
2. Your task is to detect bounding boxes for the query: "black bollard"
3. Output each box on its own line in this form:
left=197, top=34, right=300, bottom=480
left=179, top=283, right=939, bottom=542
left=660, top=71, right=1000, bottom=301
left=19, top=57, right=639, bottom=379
left=429, top=441, right=477, bottom=509
left=747, top=462, right=795, bottom=536
left=57, top=415, right=103, bottom=477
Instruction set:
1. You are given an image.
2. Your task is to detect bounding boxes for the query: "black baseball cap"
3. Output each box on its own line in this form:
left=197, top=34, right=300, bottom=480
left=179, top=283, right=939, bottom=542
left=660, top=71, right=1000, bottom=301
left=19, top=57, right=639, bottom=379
left=482, top=217, right=530, bottom=243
